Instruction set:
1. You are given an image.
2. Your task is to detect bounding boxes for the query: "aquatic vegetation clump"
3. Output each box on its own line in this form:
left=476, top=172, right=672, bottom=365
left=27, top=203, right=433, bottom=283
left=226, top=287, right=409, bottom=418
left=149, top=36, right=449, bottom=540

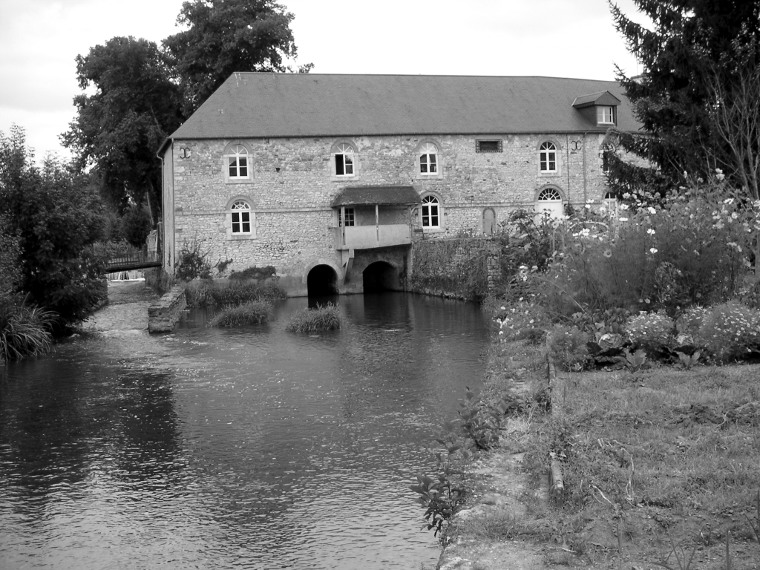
left=185, top=279, right=286, bottom=307
left=286, top=304, right=341, bottom=333
left=207, top=300, right=273, bottom=327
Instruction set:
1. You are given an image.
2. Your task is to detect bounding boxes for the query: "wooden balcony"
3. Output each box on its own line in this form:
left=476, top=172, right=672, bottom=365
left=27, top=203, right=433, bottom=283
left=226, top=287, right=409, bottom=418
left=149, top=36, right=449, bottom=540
left=332, top=224, right=412, bottom=250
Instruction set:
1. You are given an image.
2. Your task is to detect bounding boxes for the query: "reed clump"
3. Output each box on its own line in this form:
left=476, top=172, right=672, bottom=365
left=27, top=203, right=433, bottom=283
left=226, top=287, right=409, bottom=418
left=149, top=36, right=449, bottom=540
left=286, top=304, right=341, bottom=333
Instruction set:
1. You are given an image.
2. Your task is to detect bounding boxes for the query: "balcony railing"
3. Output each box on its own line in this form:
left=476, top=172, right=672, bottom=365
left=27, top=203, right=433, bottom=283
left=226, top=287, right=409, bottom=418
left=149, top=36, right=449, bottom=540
left=332, top=224, right=412, bottom=250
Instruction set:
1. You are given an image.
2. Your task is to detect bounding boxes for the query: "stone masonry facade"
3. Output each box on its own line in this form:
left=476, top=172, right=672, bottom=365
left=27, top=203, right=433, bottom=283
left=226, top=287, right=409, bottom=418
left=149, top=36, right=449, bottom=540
left=165, top=131, right=611, bottom=293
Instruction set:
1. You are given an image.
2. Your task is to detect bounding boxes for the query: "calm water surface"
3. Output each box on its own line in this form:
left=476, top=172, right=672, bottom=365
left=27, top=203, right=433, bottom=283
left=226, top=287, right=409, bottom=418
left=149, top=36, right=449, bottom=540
left=0, top=292, right=489, bottom=569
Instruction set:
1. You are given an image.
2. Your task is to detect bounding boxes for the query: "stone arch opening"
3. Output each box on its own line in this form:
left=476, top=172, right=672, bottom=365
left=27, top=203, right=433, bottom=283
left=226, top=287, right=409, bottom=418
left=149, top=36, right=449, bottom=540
left=363, top=261, right=400, bottom=293
left=307, top=264, right=339, bottom=297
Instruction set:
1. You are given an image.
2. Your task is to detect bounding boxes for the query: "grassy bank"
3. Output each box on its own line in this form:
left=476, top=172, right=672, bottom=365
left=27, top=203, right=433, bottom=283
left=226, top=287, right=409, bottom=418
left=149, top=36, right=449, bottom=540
left=519, top=361, right=760, bottom=568
left=444, top=334, right=760, bottom=569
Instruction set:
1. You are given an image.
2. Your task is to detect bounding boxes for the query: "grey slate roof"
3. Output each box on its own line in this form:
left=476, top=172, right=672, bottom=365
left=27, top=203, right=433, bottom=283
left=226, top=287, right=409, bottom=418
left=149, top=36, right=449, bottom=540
left=331, top=186, right=421, bottom=207
left=167, top=73, right=640, bottom=144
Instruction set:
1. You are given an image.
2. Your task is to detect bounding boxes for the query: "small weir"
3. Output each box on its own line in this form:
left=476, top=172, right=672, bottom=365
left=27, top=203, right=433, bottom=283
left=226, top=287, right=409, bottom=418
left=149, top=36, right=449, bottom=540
left=0, top=285, right=489, bottom=569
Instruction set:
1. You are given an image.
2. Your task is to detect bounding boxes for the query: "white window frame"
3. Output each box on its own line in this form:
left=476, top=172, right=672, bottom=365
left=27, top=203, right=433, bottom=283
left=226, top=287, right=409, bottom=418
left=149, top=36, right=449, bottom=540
left=539, top=141, right=558, bottom=173
left=421, top=195, right=441, bottom=230
left=227, top=199, right=255, bottom=239
left=223, top=144, right=252, bottom=183
left=597, top=106, right=616, bottom=125
left=333, top=143, right=355, bottom=177
left=339, top=207, right=355, bottom=227
left=419, top=142, right=438, bottom=175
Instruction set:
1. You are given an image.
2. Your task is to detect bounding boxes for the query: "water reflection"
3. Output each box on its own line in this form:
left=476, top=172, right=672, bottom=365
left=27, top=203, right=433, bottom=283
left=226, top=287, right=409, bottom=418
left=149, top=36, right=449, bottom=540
left=0, top=293, right=487, bottom=569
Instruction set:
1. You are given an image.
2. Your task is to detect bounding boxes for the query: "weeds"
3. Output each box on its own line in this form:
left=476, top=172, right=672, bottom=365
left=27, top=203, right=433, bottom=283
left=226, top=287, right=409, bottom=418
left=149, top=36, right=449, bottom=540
left=410, top=434, right=470, bottom=538
left=207, top=300, right=273, bottom=327
left=286, top=304, right=341, bottom=333
left=0, top=296, right=55, bottom=362
left=654, top=532, right=698, bottom=570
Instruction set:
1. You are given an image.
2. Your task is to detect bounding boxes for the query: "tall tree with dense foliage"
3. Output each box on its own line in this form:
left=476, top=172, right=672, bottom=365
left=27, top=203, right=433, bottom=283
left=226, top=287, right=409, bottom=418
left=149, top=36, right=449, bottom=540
left=63, top=37, right=184, bottom=219
left=164, top=0, right=311, bottom=115
left=1, top=126, right=107, bottom=330
left=607, top=0, right=760, bottom=199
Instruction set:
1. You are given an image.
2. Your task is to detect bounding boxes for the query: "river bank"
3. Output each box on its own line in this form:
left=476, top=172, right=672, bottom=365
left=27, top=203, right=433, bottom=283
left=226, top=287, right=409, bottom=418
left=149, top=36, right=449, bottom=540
left=435, top=339, right=551, bottom=570
left=436, top=336, right=760, bottom=569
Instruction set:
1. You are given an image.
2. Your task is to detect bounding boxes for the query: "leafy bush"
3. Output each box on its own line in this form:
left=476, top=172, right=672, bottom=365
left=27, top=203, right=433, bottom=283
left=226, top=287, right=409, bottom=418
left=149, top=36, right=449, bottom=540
left=1, top=127, right=108, bottom=328
left=696, top=301, right=760, bottom=361
left=538, top=184, right=756, bottom=318
left=286, top=304, right=341, bottom=333
left=624, top=311, right=675, bottom=349
left=494, top=300, right=549, bottom=343
left=546, top=324, right=590, bottom=371
left=0, top=216, right=21, bottom=295
left=229, top=266, right=278, bottom=281
left=0, top=297, right=54, bottom=362
left=675, top=305, right=708, bottom=338
left=175, top=238, right=212, bottom=281
left=119, top=204, right=152, bottom=248
left=208, top=300, right=273, bottom=327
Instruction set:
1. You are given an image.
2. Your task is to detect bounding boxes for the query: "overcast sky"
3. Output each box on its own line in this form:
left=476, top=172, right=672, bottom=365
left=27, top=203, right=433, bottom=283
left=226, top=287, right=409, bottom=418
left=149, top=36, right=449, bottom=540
left=0, top=0, right=646, bottom=161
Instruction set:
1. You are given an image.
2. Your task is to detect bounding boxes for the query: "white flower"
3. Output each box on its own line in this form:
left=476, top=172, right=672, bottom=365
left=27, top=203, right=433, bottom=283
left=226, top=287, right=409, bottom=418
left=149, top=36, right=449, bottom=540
left=648, top=207, right=656, bottom=214
left=649, top=248, right=658, bottom=254
left=619, top=217, right=629, bottom=222
left=647, top=228, right=656, bottom=235
left=620, top=203, right=629, bottom=210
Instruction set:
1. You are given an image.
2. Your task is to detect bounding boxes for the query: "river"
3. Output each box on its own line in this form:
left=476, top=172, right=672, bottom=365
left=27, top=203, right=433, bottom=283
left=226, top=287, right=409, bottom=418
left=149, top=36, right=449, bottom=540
left=0, top=283, right=489, bottom=569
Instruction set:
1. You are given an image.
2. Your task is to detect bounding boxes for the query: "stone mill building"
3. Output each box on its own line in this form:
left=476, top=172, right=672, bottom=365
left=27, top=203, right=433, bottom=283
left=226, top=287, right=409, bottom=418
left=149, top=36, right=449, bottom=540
left=158, top=73, right=638, bottom=296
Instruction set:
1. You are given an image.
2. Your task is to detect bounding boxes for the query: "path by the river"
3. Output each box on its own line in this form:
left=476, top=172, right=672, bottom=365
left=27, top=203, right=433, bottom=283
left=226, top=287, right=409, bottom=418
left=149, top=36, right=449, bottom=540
left=80, top=280, right=159, bottom=333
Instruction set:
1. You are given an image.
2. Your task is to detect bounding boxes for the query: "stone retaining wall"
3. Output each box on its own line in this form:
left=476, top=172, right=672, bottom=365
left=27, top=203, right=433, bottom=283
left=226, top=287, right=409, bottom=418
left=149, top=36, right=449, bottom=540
left=148, top=286, right=187, bottom=333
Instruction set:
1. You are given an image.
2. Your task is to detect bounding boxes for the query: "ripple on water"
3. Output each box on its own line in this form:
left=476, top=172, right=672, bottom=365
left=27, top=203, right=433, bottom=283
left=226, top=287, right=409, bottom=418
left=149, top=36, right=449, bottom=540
left=0, top=294, right=487, bottom=569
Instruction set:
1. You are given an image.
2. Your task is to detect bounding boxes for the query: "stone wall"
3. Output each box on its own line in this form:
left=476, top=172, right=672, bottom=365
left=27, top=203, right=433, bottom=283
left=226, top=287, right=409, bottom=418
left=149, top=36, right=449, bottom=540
left=148, top=286, right=187, bottom=333
left=166, top=132, right=610, bottom=293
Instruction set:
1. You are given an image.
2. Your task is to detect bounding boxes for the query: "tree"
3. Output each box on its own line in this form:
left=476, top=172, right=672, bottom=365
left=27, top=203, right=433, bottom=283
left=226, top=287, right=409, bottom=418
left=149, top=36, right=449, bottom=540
left=607, top=0, right=760, bottom=198
left=708, top=63, right=760, bottom=201
left=1, top=125, right=108, bottom=329
left=164, top=0, right=311, bottom=115
left=63, top=37, right=184, bottom=220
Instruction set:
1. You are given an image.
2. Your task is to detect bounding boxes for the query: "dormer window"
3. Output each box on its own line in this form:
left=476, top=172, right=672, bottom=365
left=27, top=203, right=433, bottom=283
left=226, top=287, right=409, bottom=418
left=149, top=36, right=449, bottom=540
left=572, top=91, right=621, bottom=127
left=598, top=106, right=616, bottom=125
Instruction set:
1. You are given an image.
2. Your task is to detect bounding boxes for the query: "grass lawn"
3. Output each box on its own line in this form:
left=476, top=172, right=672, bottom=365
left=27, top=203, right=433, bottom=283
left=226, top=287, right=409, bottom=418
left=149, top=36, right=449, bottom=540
left=519, top=354, right=760, bottom=568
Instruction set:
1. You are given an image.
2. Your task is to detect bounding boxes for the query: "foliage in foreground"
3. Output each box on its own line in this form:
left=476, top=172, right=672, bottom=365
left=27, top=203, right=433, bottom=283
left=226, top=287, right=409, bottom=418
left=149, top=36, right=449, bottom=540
left=285, top=304, right=341, bottom=333
left=0, top=126, right=108, bottom=329
left=0, top=297, right=54, bottom=362
left=208, top=300, right=273, bottom=327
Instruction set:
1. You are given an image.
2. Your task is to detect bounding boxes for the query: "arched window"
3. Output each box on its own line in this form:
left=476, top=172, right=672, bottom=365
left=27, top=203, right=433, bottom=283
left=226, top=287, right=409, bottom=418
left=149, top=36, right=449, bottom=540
left=227, top=145, right=249, bottom=179
left=539, top=141, right=557, bottom=173
left=536, top=187, right=563, bottom=218
left=333, top=143, right=355, bottom=177
left=230, top=200, right=252, bottom=234
left=419, top=142, right=438, bottom=175
left=421, top=195, right=440, bottom=229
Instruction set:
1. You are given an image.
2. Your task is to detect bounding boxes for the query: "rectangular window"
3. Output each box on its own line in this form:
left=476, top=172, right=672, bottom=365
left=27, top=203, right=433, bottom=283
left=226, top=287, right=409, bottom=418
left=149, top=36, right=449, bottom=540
left=335, top=154, right=354, bottom=176
left=228, top=156, right=248, bottom=178
left=476, top=140, right=502, bottom=153
left=598, top=106, right=616, bottom=124
left=232, top=210, right=251, bottom=234
left=339, top=208, right=355, bottom=227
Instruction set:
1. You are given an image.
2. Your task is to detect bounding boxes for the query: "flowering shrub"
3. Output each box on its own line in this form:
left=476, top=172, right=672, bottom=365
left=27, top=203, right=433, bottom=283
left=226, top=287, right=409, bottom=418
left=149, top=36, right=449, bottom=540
left=538, top=181, right=757, bottom=318
left=546, top=324, right=590, bottom=371
left=696, top=301, right=760, bottom=361
left=493, top=300, right=549, bottom=343
left=675, top=306, right=708, bottom=338
left=624, top=311, right=675, bottom=349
